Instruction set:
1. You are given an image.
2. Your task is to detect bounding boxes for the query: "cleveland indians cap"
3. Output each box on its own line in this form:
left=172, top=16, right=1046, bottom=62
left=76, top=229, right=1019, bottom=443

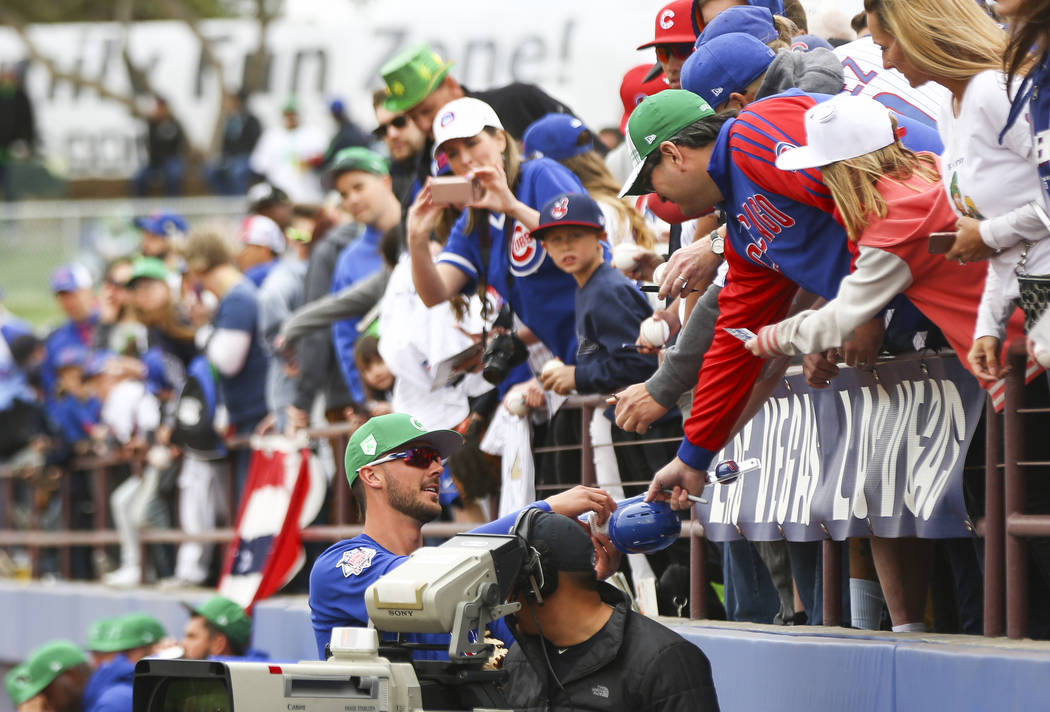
left=532, top=193, right=606, bottom=240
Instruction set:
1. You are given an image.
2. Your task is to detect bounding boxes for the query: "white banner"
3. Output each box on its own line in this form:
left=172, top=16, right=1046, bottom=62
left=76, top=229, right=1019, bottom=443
left=0, top=1, right=674, bottom=179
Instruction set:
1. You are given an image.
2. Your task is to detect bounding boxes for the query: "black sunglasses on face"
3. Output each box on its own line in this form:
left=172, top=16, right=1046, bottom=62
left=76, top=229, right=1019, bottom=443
left=373, top=114, right=410, bottom=140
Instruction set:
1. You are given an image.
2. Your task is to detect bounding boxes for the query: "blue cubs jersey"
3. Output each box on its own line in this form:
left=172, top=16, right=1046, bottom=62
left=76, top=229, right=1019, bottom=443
left=331, top=225, right=385, bottom=402
left=437, top=158, right=585, bottom=364
left=308, top=504, right=551, bottom=659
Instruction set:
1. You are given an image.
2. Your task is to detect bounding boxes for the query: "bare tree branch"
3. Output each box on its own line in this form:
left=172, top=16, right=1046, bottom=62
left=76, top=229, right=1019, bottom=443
left=0, top=7, right=147, bottom=119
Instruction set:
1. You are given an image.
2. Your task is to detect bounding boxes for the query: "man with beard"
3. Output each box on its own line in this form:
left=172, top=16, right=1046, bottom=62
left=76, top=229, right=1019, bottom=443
left=307, top=413, right=616, bottom=658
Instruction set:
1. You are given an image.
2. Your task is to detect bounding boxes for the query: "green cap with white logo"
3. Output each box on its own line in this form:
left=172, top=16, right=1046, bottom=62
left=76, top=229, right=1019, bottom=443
left=20, top=640, right=88, bottom=701
left=344, top=413, right=462, bottom=486
left=184, top=595, right=251, bottom=648
left=326, top=146, right=390, bottom=183
left=618, top=89, right=715, bottom=198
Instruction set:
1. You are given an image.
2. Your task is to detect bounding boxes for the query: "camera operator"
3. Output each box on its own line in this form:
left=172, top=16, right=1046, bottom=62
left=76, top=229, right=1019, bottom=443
left=308, top=412, right=617, bottom=658
left=502, top=510, right=719, bottom=711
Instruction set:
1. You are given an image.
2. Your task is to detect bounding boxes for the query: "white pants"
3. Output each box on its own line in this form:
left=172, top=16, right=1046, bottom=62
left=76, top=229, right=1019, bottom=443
left=110, top=465, right=161, bottom=569
left=174, top=454, right=226, bottom=584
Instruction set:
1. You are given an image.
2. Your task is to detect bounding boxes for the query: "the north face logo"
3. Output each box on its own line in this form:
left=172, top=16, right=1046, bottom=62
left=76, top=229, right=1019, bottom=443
left=592, top=685, right=609, bottom=698
left=361, top=434, right=377, bottom=456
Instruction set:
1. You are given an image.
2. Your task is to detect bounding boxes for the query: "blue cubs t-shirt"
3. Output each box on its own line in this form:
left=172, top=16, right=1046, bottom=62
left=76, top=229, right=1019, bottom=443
left=331, top=225, right=385, bottom=402
left=437, top=158, right=585, bottom=364
left=213, top=280, right=269, bottom=429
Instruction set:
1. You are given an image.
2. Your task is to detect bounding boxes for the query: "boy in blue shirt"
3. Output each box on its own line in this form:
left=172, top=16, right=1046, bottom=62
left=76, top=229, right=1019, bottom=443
left=535, top=192, right=680, bottom=481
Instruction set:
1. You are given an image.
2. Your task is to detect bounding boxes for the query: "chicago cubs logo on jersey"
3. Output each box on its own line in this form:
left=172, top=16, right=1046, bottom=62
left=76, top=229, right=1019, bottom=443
left=509, top=222, right=546, bottom=276
left=773, top=141, right=798, bottom=157
left=551, top=196, right=569, bottom=219
left=337, top=547, right=377, bottom=577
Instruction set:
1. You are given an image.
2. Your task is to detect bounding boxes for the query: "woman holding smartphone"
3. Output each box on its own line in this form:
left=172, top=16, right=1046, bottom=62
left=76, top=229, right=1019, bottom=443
left=407, top=97, right=588, bottom=365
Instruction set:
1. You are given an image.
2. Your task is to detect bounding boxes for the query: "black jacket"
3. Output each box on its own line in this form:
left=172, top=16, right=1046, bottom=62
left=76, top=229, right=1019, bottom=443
left=501, top=585, right=720, bottom=712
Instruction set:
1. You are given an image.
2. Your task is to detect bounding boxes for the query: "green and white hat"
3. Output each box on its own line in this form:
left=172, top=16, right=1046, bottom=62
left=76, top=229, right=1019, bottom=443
left=4, top=663, right=35, bottom=706
left=618, top=89, right=715, bottom=198
left=184, top=596, right=251, bottom=648
left=344, top=413, right=462, bottom=486
left=19, top=640, right=88, bottom=701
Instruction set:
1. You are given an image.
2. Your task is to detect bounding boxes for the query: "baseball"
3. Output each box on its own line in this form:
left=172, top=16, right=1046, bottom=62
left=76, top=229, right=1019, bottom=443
left=652, top=262, right=669, bottom=286
left=612, top=243, right=641, bottom=271
left=640, top=317, right=670, bottom=347
left=505, top=391, right=529, bottom=417
left=1034, top=342, right=1050, bottom=369
left=542, top=358, right=564, bottom=376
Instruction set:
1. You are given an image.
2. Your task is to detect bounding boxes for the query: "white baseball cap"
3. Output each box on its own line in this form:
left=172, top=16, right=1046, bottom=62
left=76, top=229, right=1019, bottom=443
left=774, top=95, right=902, bottom=172
left=240, top=214, right=286, bottom=255
left=431, top=97, right=504, bottom=158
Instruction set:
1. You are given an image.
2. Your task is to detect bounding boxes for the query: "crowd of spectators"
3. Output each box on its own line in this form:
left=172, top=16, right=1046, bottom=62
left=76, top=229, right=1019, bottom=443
left=4, top=0, right=1050, bottom=650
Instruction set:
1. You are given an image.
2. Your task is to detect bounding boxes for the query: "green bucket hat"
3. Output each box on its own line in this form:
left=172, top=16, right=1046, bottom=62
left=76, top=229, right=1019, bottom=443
left=4, top=663, right=35, bottom=706
left=21, top=640, right=88, bottom=701
left=380, top=44, right=454, bottom=113
left=618, top=89, right=715, bottom=198
left=127, top=256, right=170, bottom=286
left=344, top=412, right=462, bottom=486
left=185, top=596, right=252, bottom=648
left=326, top=147, right=390, bottom=184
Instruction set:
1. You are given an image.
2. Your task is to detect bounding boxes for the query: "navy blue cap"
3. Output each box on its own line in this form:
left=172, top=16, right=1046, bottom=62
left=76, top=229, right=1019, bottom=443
left=50, top=264, right=93, bottom=293
left=695, top=6, right=777, bottom=47
left=134, top=211, right=188, bottom=237
left=523, top=113, right=593, bottom=161
left=790, top=34, right=834, bottom=52
left=55, top=345, right=89, bottom=371
left=532, top=192, right=606, bottom=240
left=681, top=32, right=775, bottom=109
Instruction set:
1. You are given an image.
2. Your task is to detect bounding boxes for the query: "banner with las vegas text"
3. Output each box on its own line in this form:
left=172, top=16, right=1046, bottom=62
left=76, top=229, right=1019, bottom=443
left=695, top=355, right=985, bottom=542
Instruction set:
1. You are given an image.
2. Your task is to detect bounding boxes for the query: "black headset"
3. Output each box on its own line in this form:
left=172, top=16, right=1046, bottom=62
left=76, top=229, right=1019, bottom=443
left=511, top=507, right=558, bottom=601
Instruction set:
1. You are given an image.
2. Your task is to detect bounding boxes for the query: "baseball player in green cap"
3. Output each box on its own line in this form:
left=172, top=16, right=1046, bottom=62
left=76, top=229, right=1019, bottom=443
left=307, top=412, right=619, bottom=657
left=181, top=595, right=254, bottom=659
left=18, top=640, right=91, bottom=712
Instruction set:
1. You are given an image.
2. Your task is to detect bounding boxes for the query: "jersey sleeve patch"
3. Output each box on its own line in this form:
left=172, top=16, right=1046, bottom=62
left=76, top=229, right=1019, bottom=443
left=337, top=547, right=377, bottom=577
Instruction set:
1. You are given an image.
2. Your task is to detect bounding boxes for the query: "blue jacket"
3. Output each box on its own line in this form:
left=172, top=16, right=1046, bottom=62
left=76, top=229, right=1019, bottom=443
left=330, top=225, right=385, bottom=402
left=42, top=312, right=98, bottom=398
left=84, top=654, right=134, bottom=712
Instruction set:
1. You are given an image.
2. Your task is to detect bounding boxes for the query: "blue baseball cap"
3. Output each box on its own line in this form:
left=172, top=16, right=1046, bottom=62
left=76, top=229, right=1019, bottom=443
left=681, top=33, right=775, bottom=109
left=689, top=0, right=784, bottom=36
left=695, top=6, right=777, bottom=47
left=55, top=345, right=89, bottom=371
left=329, top=98, right=345, bottom=113
left=790, top=34, right=834, bottom=52
left=50, top=264, right=93, bottom=294
left=523, top=113, right=593, bottom=161
left=532, top=193, right=606, bottom=240
left=134, top=211, right=188, bottom=237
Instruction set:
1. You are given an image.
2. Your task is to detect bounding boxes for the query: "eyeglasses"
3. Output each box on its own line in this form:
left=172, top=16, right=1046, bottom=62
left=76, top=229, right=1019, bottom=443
left=360, top=446, right=443, bottom=471
left=654, top=43, right=694, bottom=63
left=372, top=114, right=410, bottom=140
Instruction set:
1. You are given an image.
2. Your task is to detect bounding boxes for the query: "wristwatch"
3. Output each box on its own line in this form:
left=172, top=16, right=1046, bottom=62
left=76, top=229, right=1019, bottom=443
left=709, top=230, right=725, bottom=256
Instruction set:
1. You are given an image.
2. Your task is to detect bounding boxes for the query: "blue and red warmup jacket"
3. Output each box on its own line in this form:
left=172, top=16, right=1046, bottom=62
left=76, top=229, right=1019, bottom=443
left=677, top=90, right=943, bottom=471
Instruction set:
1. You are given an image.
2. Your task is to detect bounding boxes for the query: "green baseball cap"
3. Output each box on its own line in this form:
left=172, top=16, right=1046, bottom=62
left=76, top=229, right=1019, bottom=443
left=4, top=663, right=35, bottom=706
left=85, top=617, right=117, bottom=652
left=20, top=640, right=88, bottom=701
left=185, top=595, right=252, bottom=647
left=127, top=256, right=170, bottom=286
left=380, top=44, right=454, bottom=113
left=344, top=413, right=462, bottom=486
left=326, top=147, right=390, bottom=184
left=117, top=612, right=167, bottom=648
left=618, top=89, right=716, bottom=198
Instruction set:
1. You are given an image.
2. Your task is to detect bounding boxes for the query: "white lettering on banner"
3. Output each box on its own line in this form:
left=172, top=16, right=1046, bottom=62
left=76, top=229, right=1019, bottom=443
left=701, top=358, right=982, bottom=540
left=0, top=1, right=658, bottom=179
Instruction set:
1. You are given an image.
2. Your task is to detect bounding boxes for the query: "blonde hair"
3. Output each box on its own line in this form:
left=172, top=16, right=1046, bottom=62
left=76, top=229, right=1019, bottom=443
left=560, top=151, right=656, bottom=249
left=864, top=0, right=1004, bottom=82
left=769, top=14, right=800, bottom=51
left=819, top=120, right=939, bottom=241
left=183, top=227, right=233, bottom=274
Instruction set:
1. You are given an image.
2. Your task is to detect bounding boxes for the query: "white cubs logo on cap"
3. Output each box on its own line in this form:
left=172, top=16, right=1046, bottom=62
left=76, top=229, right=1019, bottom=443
left=361, top=434, right=377, bottom=456
left=551, top=196, right=569, bottom=219
left=410, top=416, right=426, bottom=431
left=660, top=8, right=675, bottom=29
left=440, top=111, right=455, bottom=127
